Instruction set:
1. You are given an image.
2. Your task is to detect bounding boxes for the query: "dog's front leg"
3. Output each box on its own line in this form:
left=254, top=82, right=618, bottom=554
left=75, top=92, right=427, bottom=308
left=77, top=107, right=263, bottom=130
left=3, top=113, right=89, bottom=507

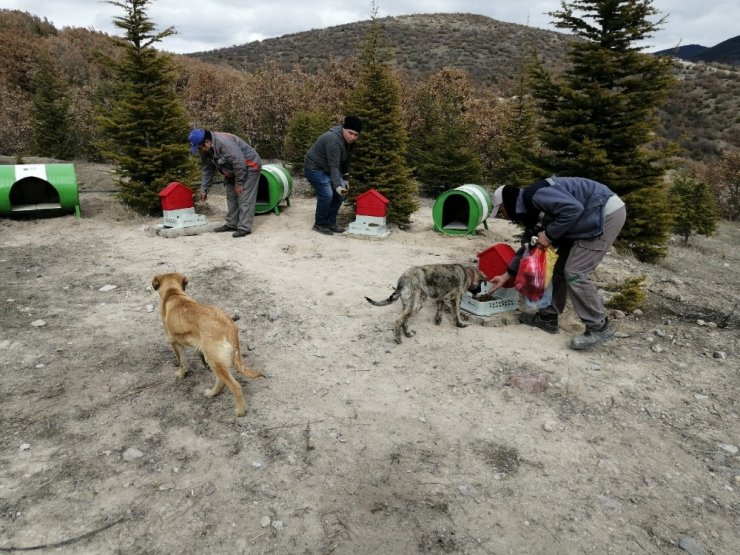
left=171, top=342, right=189, bottom=378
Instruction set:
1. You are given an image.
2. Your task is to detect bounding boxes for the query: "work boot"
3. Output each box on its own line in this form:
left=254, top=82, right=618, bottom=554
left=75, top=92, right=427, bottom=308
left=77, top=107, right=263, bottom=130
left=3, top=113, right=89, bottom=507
left=214, top=224, right=237, bottom=233
left=327, top=224, right=346, bottom=233
left=570, top=318, right=615, bottom=350
left=519, top=312, right=559, bottom=334
left=312, top=224, right=334, bottom=235
left=232, top=230, right=251, bottom=238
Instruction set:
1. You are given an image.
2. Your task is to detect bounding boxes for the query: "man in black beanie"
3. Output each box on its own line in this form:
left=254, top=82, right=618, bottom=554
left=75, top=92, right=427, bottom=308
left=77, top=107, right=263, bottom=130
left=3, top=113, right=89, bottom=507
left=304, top=116, right=363, bottom=235
left=489, top=177, right=626, bottom=350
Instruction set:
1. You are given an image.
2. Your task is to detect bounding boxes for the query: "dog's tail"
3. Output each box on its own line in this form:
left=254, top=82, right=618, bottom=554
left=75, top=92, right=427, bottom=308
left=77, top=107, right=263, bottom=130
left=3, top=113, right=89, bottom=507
left=365, top=287, right=402, bottom=307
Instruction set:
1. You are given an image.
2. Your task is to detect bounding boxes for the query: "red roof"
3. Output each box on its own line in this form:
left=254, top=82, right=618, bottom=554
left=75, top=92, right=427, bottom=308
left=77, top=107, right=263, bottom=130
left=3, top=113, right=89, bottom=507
left=158, top=182, right=194, bottom=210
left=356, top=188, right=389, bottom=216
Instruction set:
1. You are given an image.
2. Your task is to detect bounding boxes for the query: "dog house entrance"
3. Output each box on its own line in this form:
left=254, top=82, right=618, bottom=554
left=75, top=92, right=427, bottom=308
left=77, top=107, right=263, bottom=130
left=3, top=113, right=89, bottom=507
left=256, top=174, right=271, bottom=205
left=9, top=177, right=61, bottom=212
left=440, top=195, right=470, bottom=230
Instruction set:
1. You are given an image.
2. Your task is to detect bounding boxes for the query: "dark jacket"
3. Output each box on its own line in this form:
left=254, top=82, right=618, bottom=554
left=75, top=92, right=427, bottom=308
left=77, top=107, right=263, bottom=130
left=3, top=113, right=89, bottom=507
left=518, top=177, right=616, bottom=240
left=507, top=177, right=617, bottom=275
left=200, top=132, right=261, bottom=193
left=304, top=125, right=354, bottom=187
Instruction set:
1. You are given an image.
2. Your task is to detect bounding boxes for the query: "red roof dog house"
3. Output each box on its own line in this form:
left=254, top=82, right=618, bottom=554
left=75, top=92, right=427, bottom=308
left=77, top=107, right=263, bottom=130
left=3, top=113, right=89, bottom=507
left=158, top=182, right=207, bottom=228
left=348, top=189, right=390, bottom=237
left=460, top=242, right=519, bottom=317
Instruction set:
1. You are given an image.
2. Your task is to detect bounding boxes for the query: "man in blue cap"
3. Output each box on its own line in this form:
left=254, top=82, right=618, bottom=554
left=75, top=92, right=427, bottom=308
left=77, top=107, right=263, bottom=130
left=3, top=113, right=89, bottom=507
left=188, top=128, right=262, bottom=238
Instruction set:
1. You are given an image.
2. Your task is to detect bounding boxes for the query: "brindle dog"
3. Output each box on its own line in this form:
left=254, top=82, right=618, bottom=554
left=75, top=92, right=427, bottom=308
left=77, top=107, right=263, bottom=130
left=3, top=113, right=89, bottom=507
left=365, top=263, right=485, bottom=343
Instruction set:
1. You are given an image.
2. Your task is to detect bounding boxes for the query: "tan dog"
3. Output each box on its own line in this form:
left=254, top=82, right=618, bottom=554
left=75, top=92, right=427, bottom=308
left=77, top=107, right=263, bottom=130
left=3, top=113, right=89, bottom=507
left=365, top=263, right=485, bottom=343
left=152, top=272, right=263, bottom=417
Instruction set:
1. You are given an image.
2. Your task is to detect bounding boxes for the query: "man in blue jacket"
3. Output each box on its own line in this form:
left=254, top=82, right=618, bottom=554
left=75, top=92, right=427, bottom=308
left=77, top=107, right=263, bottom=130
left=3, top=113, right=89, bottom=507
left=304, top=116, right=362, bottom=235
left=189, top=128, right=262, bottom=238
left=488, top=177, right=626, bottom=350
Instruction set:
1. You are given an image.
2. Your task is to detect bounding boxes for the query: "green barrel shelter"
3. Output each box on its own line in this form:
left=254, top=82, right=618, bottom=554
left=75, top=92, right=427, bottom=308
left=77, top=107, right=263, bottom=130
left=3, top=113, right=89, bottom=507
left=0, top=164, right=80, bottom=217
left=432, top=184, right=492, bottom=236
left=255, top=164, right=292, bottom=215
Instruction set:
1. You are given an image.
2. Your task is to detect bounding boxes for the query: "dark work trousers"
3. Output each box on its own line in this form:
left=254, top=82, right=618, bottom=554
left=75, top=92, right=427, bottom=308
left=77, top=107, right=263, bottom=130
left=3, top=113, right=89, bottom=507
left=541, top=205, right=627, bottom=328
left=224, top=167, right=261, bottom=232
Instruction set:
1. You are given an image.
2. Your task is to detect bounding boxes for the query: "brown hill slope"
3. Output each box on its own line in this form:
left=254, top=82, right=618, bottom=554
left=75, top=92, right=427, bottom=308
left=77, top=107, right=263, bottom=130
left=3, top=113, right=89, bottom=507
left=189, top=13, right=572, bottom=89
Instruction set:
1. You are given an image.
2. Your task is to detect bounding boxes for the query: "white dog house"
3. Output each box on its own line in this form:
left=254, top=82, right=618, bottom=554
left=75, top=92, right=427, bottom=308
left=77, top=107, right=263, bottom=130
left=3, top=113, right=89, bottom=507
left=158, top=182, right=207, bottom=228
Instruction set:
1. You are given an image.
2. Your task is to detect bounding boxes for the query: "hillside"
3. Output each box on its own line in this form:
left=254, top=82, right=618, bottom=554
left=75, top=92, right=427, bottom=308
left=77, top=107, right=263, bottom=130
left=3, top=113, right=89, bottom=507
left=190, top=13, right=573, bottom=88
left=0, top=10, right=737, bottom=162
left=189, top=12, right=739, bottom=158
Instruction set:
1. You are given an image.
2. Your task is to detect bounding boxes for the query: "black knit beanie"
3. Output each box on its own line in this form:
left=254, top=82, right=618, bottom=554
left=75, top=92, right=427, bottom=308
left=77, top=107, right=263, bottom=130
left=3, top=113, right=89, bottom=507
left=343, top=115, right=363, bottom=133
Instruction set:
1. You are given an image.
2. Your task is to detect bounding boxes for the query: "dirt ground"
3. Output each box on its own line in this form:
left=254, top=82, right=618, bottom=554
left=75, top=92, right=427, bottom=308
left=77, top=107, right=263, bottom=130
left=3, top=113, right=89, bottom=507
left=1, top=158, right=738, bottom=554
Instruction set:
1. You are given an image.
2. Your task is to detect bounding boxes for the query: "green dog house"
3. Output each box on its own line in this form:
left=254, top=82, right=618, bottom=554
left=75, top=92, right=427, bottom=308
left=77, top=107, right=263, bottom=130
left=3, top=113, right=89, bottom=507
left=0, top=164, right=80, bottom=217
left=432, top=184, right=493, bottom=236
left=255, top=164, right=292, bottom=215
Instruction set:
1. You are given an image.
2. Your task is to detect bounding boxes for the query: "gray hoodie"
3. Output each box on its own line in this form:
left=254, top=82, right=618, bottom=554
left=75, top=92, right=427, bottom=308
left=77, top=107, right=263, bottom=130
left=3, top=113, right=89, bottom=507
left=304, top=125, right=354, bottom=187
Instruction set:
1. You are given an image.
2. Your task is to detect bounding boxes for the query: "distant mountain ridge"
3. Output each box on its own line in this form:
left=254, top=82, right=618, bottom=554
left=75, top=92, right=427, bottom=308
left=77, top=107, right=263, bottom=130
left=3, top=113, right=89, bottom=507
left=655, top=35, right=740, bottom=66
left=655, top=44, right=708, bottom=59
left=191, top=13, right=738, bottom=82
left=189, top=13, right=573, bottom=88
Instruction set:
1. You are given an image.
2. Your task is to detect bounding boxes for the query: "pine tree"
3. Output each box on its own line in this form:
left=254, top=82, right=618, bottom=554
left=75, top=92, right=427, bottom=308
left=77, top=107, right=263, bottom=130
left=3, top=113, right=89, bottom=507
left=531, top=0, right=675, bottom=261
left=345, top=5, right=418, bottom=226
left=97, top=0, right=193, bottom=215
left=30, top=54, right=75, bottom=160
left=409, top=68, right=483, bottom=198
left=489, top=54, right=548, bottom=187
left=670, top=174, right=718, bottom=243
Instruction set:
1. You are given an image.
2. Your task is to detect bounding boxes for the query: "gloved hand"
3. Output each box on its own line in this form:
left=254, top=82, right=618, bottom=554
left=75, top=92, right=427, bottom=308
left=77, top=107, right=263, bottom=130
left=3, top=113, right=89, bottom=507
left=335, top=180, right=349, bottom=197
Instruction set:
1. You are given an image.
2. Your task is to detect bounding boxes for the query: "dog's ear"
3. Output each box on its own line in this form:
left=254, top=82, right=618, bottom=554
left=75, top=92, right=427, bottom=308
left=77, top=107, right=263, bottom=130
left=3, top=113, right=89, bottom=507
left=181, top=275, right=188, bottom=290
left=152, top=276, right=161, bottom=291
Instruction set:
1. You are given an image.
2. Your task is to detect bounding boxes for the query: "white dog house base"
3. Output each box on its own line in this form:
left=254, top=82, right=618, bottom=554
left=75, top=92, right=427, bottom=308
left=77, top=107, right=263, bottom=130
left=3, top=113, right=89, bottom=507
left=347, top=188, right=390, bottom=238
left=348, top=215, right=389, bottom=237
left=162, top=208, right=207, bottom=228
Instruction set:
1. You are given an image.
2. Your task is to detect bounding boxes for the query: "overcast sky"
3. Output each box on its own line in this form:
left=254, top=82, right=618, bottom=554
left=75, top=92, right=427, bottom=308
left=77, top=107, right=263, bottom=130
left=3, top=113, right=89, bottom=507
left=4, top=0, right=738, bottom=54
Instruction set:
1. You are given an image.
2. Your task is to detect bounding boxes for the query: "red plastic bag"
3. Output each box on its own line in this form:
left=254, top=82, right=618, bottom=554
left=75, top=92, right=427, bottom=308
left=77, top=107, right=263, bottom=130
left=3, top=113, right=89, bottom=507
left=514, top=246, right=547, bottom=301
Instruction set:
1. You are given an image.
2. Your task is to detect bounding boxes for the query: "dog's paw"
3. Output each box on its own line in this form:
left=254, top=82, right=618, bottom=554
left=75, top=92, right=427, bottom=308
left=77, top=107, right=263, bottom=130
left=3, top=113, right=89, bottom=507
left=234, top=407, right=246, bottom=417
left=175, top=368, right=188, bottom=379
left=434, top=316, right=442, bottom=325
